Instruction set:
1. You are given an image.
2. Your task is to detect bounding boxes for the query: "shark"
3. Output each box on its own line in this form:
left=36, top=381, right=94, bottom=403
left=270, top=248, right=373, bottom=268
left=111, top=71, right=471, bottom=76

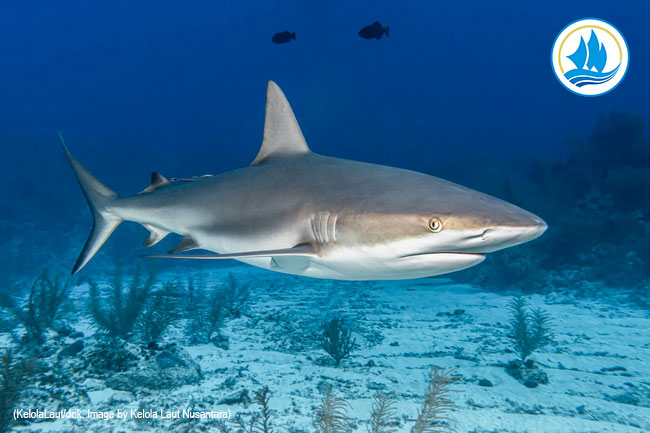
left=62, top=81, right=547, bottom=280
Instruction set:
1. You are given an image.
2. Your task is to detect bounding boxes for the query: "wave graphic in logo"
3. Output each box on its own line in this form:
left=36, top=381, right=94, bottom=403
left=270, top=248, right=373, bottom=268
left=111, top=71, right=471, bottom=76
left=551, top=19, right=629, bottom=97
left=563, top=30, right=620, bottom=87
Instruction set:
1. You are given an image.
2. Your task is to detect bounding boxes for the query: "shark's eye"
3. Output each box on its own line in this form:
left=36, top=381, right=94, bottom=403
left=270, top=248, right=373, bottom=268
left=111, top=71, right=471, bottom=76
left=428, top=217, right=443, bottom=233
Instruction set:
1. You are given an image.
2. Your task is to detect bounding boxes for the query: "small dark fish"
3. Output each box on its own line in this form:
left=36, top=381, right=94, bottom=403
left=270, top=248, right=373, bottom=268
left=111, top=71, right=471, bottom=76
left=358, top=21, right=389, bottom=40
left=272, top=31, right=296, bottom=44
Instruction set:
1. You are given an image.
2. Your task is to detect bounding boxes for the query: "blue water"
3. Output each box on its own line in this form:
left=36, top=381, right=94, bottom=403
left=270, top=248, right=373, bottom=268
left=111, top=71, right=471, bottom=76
left=1, top=1, right=649, bottom=431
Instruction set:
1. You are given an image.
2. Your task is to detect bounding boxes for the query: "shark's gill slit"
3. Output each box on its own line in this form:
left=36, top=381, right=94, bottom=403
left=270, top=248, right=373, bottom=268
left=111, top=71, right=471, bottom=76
left=329, top=214, right=338, bottom=242
left=322, top=212, right=330, bottom=243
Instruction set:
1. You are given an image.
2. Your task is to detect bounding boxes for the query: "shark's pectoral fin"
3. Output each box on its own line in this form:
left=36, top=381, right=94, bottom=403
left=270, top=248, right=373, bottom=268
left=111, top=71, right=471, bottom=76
left=143, top=243, right=318, bottom=260
left=271, top=255, right=311, bottom=272
left=168, top=235, right=200, bottom=253
left=139, top=172, right=171, bottom=194
left=250, top=81, right=311, bottom=165
left=142, top=224, right=171, bottom=247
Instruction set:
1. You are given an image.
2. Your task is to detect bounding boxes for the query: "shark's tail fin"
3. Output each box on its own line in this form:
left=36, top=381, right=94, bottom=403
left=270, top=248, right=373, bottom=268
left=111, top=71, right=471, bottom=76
left=384, top=25, right=389, bottom=37
left=59, top=132, right=122, bottom=275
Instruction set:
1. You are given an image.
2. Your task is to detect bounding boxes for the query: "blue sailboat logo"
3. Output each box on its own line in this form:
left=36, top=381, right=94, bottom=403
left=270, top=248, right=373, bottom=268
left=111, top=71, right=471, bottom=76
left=564, top=30, right=620, bottom=87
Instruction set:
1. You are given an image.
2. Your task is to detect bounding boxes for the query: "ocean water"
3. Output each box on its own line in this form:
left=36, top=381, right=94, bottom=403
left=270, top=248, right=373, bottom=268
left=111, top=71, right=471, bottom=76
left=1, top=1, right=650, bottom=432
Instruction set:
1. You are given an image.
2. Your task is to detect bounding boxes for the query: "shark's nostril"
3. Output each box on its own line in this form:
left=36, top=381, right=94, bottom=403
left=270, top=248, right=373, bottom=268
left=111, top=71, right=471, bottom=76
left=481, top=229, right=491, bottom=241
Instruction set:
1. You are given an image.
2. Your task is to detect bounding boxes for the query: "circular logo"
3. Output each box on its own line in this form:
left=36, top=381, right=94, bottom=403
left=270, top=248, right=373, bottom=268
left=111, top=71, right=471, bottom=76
left=551, top=18, right=629, bottom=96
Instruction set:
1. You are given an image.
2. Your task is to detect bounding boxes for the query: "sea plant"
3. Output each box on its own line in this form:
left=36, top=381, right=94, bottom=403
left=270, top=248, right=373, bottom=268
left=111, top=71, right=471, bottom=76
left=185, top=282, right=226, bottom=345
left=367, top=393, right=398, bottom=433
left=3, top=271, right=70, bottom=344
left=88, top=266, right=153, bottom=340
left=313, top=387, right=351, bottom=433
left=218, top=386, right=273, bottom=433
left=411, top=367, right=457, bottom=433
left=505, top=296, right=552, bottom=362
left=220, top=273, right=250, bottom=318
left=139, top=280, right=183, bottom=344
left=253, top=386, right=274, bottom=433
left=0, top=349, right=35, bottom=433
left=321, top=317, right=357, bottom=366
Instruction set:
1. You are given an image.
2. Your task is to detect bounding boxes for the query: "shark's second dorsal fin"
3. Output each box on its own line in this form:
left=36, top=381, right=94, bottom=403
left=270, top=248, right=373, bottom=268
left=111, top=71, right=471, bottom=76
left=139, top=172, right=171, bottom=194
left=251, top=81, right=310, bottom=165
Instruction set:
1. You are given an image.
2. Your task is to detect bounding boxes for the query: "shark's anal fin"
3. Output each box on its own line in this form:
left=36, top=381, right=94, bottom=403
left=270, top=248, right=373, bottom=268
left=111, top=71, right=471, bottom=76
left=142, top=224, right=170, bottom=247
left=139, top=172, right=171, bottom=194
left=168, top=235, right=200, bottom=254
left=250, top=81, right=311, bottom=165
left=143, top=243, right=317, bottom=260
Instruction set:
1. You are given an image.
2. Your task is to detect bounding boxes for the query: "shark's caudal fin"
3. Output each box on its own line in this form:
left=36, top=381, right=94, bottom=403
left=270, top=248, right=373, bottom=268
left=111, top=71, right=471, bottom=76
left=59, top=132, right=122, bottom=275
left=250, top=81, right=311, bottom=165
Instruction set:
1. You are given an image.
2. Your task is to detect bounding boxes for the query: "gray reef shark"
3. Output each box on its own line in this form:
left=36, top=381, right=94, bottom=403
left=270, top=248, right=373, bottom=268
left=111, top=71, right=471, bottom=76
left=62, top=81, right=547, bottom=280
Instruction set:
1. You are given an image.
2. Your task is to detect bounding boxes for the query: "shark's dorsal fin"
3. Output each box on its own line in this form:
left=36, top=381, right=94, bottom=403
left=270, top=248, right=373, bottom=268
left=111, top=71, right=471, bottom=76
left=139, top=172, right=171, bottom=194
left=251, top=81, right=310, bottom=165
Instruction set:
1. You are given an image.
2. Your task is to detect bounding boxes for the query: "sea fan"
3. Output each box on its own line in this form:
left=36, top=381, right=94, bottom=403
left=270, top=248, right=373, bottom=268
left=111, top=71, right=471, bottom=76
left=4, top=271, right=70, bottom=345
left=0, top=349, right=35, bottom=433
left=254, top=386, right=274, bottom=433
left=313, top=387, right=351, bottom=433
left=139, top=279, right=183, bottom=344
left=506, top=297, right=553, bottom=361
left=89, top=266, right=153, bottom=340
left=410, top=368, right=457, bottom=433
left=321, top=317, right=357, bottom=366
left=367, top=392, right=398, bottom=433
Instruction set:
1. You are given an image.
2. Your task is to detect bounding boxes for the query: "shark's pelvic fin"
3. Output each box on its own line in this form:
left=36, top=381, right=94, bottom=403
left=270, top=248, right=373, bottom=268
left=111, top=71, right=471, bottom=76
left=144, top=243, right=317, bottom=260
left=250, top=81, right=311, bottom=165
left=142, top=224, right=170, bottom=247
left=168, top=235, right=200, bottom=254
left=59, top=132, right=122, bottom=275
left=139, top=172, right=171, bottom=194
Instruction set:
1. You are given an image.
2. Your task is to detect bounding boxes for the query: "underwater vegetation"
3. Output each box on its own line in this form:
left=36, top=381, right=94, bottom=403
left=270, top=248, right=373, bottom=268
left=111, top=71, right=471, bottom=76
left=367, top=393, right=398, bottom=433
left=0, top=350, right=35, bottom=433
left=503, top=297, right=553, bottom=389
left=88, top=266, right=154, bottom=341
left=1, top=271, right=70, bottom=346
left=310, top=368, right=456, bottom=433
left=410, top=368, right=457, bottom=433
left=321, top=318, right=358, bottom=366
left=505, top=297, right=552, bottom=363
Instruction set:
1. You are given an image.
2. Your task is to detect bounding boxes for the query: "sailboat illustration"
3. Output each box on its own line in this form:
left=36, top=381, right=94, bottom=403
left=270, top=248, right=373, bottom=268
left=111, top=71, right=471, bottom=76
left=564, top=30, right=620, bottom=87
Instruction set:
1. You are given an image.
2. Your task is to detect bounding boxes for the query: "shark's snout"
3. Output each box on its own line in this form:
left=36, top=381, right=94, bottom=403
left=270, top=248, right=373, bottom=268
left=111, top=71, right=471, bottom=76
left=480, top=221, right=547, bottom=250
left=472, top=207, right=547, bottom=254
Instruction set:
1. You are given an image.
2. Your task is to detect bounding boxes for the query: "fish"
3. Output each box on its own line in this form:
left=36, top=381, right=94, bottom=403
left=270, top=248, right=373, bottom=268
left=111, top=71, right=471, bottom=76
left=271, top=31, right=296, bottom=44
left=358, top=21, right=389, bottom=40
left=61, top=81, right=547, bottom=280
